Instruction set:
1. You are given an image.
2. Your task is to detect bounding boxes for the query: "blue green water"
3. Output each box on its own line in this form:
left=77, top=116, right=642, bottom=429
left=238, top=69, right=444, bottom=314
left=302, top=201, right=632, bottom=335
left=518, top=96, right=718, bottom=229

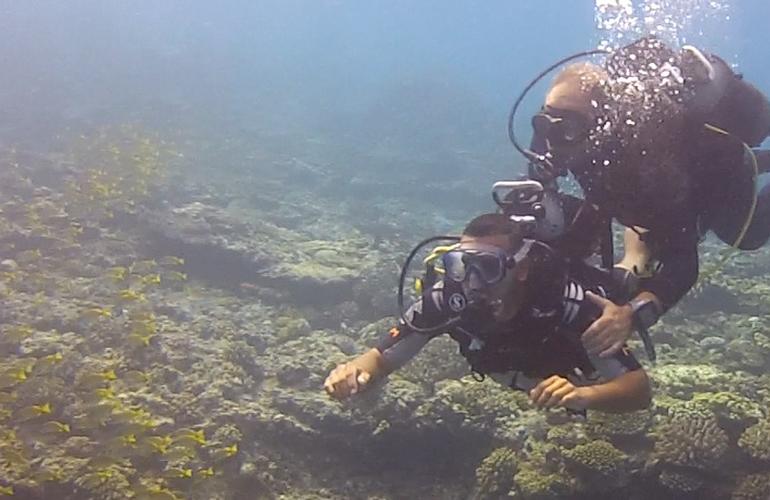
left=1, top=2, right=770, bottom=499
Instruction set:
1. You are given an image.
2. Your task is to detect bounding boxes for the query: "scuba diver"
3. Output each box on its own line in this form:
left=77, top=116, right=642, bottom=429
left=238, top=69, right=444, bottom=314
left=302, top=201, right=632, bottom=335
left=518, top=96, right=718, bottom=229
left=507, top=36, right=770, bottom=359
left=324, top=212, right=652, bottom=414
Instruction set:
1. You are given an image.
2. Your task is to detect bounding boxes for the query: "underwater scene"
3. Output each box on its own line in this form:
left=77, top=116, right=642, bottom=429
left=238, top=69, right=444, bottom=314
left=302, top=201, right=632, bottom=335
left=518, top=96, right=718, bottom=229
left=3, top=1, right=770, bottom=499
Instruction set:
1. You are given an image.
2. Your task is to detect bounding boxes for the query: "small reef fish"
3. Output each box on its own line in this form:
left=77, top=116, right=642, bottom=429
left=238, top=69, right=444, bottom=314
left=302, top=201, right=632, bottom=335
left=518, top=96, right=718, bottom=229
left=163, top=467, right=193, bottom=479
left=108, top=266, right=128, bottom=282
left=0, top=369, right=29, bottom=390
left=211, top=443, right=238, bottom=461
left=39, top=421, right=71, bottom=434
left=80, top=307, right=112, bottom=320
left=164, top=271, right=187, bottom=282
left=16, top=402, right=52, bottom=421
left=143, top=435, right=173, bottom=455
left=129, top=260, right=157, bottom=275
left=2, top=325, right=35, bottom=343
left=140, top=274, right=162, bottom=286
left=78, top=369, right=117, bottom=388
left=171, top=428, right=206, bottom=447
left=33, top=468, right=65, bottom=483
left=35, top=352, right=64, bottom=370
left=164, top=446, right=196, bottom=462
left=197, top=467, right=215, bottom=478
left=159, top=256, right=184, bottom=267
left=128, top=331, right=155, bottom=347
left=118, top=289, right=146, bottom=302
left=0, top=392, right=17, bottom=404
left=80, top=469, right=115, bottom=489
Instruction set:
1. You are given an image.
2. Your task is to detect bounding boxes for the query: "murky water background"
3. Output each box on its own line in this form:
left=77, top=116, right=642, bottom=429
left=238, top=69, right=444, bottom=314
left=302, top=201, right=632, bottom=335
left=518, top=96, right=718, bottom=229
left=1, top=1, right=770, bottom=499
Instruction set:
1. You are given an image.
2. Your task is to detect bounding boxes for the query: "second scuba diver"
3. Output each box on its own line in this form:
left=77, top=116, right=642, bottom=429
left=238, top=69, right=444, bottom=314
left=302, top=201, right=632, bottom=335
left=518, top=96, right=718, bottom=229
left=324, top=213, right=652, bottom=414
left=510, top=36, right=770, bottom=360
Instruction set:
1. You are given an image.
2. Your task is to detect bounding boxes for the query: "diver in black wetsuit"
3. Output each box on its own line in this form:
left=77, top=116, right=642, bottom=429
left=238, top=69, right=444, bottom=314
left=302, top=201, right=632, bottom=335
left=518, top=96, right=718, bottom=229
left=519, top=37, right=770, bottom=360
left=324, top=213, right=651, bottom=414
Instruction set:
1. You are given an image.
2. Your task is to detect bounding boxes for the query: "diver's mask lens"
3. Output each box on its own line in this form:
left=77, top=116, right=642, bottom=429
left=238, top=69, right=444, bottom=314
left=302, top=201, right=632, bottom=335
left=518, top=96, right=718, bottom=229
left=442, top=247, right=509, bottom=286
left=532, top=108, right=589, bottom=148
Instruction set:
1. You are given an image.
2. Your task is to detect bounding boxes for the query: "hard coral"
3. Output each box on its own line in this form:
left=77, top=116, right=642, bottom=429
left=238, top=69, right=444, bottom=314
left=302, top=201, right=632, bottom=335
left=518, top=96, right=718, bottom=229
left=562, top=440, right=627, bottom=478
left=732, top=473, right=770, bottom=500
left=472, top=447, right=517, bottom=500
left=690, top=391, right=763, bottom=431
left=512, top=462, right=571, bottom=500
left=653, top=415, right=728, bottom=470
left=658, top=469, right=704, bottom=494
left=585, top=409, right=653, bottom=441
left=738, top=419, right=770, bottom=461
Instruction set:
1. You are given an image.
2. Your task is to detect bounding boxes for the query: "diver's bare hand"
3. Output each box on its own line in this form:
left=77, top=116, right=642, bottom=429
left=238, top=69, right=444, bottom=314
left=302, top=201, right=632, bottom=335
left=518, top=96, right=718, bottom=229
left=529, top=375, right=590, bottom=411
left=581, top=292, right=633, bottom=358
left=323, top=363, right=372, bottom=400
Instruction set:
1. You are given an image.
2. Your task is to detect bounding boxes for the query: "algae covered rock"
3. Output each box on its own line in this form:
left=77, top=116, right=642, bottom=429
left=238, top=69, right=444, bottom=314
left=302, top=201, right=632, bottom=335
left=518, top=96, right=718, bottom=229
left=143, top=201, right=382, bottom=306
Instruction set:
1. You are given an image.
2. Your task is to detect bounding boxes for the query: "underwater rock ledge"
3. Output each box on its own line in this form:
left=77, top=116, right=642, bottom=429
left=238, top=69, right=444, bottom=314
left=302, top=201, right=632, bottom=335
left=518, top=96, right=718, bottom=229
left=138, top=201, right=376, bottom=307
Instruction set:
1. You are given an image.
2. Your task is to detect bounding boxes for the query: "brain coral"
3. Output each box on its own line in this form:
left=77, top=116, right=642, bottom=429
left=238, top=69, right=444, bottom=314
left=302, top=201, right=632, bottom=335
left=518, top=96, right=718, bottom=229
left=653, top=415, right=728, bottom=470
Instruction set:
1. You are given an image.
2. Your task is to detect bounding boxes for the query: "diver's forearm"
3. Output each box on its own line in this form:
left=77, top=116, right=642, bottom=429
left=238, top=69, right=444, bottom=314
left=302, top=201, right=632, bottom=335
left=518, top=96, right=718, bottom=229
left=579, top=370, right=652, bottom=413
left=350, top=348, right=389, bottom=381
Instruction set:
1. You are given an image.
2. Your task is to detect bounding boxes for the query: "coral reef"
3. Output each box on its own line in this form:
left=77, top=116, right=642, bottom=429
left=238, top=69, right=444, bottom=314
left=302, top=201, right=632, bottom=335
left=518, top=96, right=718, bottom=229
left=562, top=440, right=627, bottom=478
left=732, top=473, right=770, bottom=500
left=585, top=409, right=653, bottom=443
left=5, top=122, right=770, bottom=500
left=658, top=469, right=704, bottom=495
left=471, top=447, right=517, bottom=500
left=653, top=415, right=729, bottom=471
left=738, top=419, right=770, bottom=461
left=511, top=462, right=572, bottom=500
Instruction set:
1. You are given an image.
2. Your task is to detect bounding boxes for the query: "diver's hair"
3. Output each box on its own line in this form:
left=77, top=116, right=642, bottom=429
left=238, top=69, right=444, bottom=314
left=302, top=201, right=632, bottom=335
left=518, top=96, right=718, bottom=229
left=546, top=62, right=609, bottom=116
left=552, top=62, right=607, bottom=93
left=462, top=213, right=524, bottom=245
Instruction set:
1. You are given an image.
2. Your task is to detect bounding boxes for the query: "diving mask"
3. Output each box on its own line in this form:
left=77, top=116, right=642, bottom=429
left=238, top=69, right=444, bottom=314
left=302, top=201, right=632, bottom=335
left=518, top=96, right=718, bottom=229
left=532, top=107, right=591, bottom=148
left=442, top=241, right=534, bottom=290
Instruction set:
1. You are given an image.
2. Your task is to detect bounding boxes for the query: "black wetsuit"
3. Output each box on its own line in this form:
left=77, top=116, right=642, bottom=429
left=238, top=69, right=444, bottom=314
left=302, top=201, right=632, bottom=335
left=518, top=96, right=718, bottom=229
left=531, top=120, right=770, bottom=313
left=530, top=40, right=770, bottom=312
left=376, top=244, right=641, bottom=392
left=569, top=126, right=770, bottom=311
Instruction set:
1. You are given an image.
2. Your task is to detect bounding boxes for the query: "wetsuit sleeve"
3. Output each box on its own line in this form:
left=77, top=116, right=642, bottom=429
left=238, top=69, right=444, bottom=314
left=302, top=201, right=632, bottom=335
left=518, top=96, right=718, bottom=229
left=375, top=288, right=447, bottom=372
left=561, top=268, right=641, bottom=378
left=637, top=236, right=699, bottom=312
left=588, top=349, right=642, bottom=381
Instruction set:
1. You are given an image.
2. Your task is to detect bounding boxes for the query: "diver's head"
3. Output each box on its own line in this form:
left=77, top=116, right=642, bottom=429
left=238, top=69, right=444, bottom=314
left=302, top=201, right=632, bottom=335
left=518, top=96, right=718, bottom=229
left=442, top=213, right=532, bottom=321
left=531, top=62, right=608, bottom=169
